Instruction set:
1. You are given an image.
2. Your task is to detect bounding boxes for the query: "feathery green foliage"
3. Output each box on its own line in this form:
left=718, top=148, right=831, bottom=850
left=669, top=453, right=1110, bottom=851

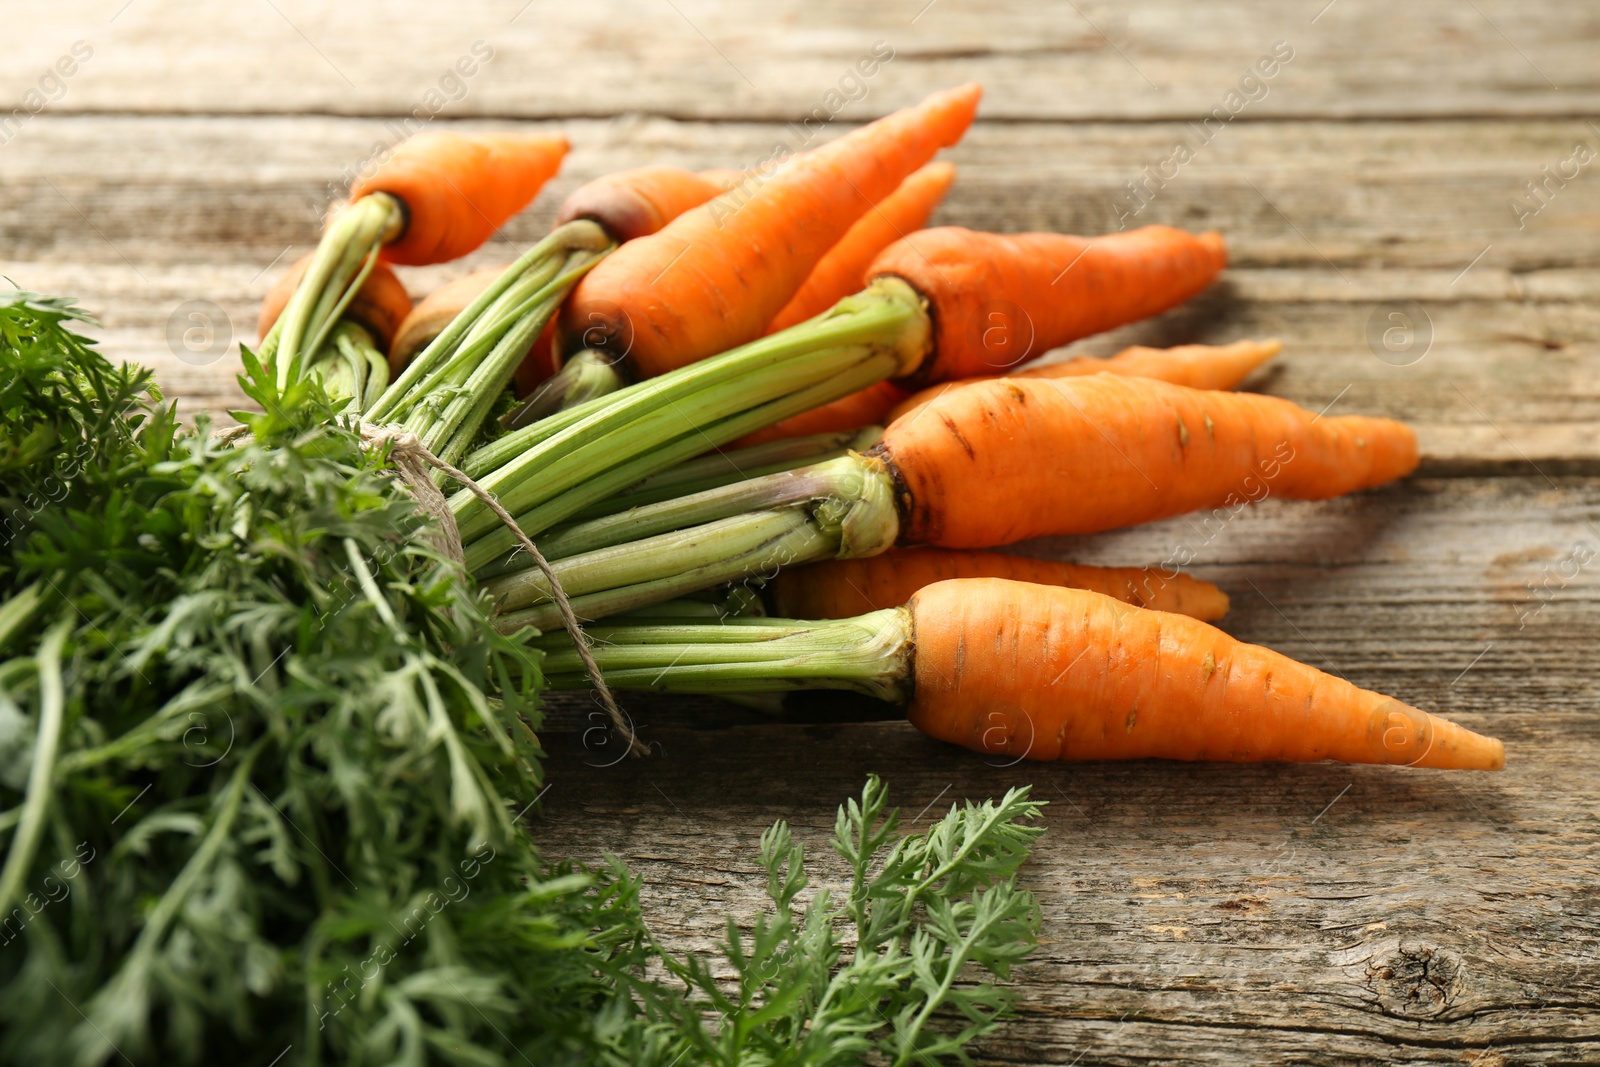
left=0, top=294, right=1043, bottom=1066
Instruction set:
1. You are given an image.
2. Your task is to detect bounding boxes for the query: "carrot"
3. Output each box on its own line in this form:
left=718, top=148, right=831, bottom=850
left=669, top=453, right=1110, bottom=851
left=905, top=579, right=1503, bottom=768
left=765, top=162, right=957, bottom=336
left=696, top=167, right=749, bottom=191
left=554, top=166, right=735, bottom=243
left=769, top=548, right=1229, bottom=621
left=476, top=370, right=1417, bottom=631
left=874, top=373, right=1417, bottom=547
left=350, top=131, right=569, bottom=266
left=869, top=225, right=1227, bottom=383
left=536, top=578, right=1503, bottom=770
left=258, top=252, right=412, bottom=351
left=889, top=338, right=1281, bottom=424
left=560, top=83, right=982, bottom=377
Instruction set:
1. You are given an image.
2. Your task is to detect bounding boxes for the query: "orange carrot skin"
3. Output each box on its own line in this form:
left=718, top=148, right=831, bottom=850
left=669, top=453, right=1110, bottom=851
left=560, top=83, right=982, bottom=376
left=258, top=252, right=412, bottom=351
left=876, top=374, right=1418, bottom=547
left=733, top=380, right=910, bottom=448
left=351, top=131, right=568, bottom=266
left=906, top=579, right=1505, bottom=770
left=769, top=548, right=1229, bottom=621
left=1022, top=339, right=1282, bottom=391
left=765, top=161, right=957, bottom=336
left=889, top=339, right=1281, bottom=423
left=388, top=266, right=558, bottom=388
left=869, top=225, right=1228, bottom=384
left=554, top=165, right=731, bottom=243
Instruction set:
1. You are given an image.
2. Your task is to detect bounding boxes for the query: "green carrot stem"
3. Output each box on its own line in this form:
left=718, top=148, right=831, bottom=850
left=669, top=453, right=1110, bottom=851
left=0, top=622, right=69, bottom=919
left=488, top=509, right=809, bottom=614
left=363, top=222, right=614, bottom=467
left=449, top=277, right=929, bottom=544
left=458, top=348, right=898, bottom=570
left=0, top=583, right=42, bottom=652
left=528, top=619, right=825, bottom=647
left=267, top=193, right=403, bottom=389
left=538, top=608, right=915, bottom=701
left=460, top=388, right=619, bottom=479
left=366, top=220, right=609, bottom=423
left=492, top=516, right=835, bottom=634
left=303, top=322, right=388, bottom=411
left=562, top=425, right=883, bottom=525
left=501, top=349, right=627, bottom=429
left=520, top=452, right=891, bottom=565
left=482, top=453, right=897, bottom=629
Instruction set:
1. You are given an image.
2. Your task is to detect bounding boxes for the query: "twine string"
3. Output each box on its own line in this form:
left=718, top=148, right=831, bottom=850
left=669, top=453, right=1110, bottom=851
left=361, top=425, right=646, bottom=759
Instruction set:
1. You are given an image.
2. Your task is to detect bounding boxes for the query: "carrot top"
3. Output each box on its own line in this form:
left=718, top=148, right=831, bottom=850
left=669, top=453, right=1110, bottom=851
left=560, top=83, right=981, bottom=377
left=868, top=225, right=1228, bottom=383
left=351, top=131, right=569, bottom=266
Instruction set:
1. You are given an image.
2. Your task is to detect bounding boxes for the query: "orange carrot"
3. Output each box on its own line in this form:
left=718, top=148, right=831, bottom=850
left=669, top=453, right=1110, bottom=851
left=696, top=167, right=749, bottom=191
left=906, top=579, right=1504, bottom=769
left=388, top=265, right=559, bottom=387
left=560, top=84, right=982, bottom=376
left=554, top=165, right=735, bottom=243
left=769, top=548, right=1229, bottom=621
left=889, top=338, right=1280, bottom=424
left=874, top=373, right=1417, bottom=547
left=765, top=162, right=957, bottom=336
left=733, top=380, right=911, bottom=448
left=869, top=225, right=1227, bottom=383
left=257, top=252, right=412, bottom=351
left=350, top=131, right=569, bottom=266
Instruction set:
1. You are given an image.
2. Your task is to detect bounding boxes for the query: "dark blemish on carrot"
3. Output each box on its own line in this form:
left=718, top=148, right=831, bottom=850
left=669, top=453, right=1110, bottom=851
left=939, top=413, right=977, bottom=460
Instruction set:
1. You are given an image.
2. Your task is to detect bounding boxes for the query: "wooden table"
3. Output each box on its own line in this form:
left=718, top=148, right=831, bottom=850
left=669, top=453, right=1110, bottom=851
left=9, top=2, right=1599, bottom=1062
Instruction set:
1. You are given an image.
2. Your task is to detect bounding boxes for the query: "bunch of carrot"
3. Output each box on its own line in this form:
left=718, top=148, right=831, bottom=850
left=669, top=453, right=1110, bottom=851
left=249, top=81, right=1503, bottom=773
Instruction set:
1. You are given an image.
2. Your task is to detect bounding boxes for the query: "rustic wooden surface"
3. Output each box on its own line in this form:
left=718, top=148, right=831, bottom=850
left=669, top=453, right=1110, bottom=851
left=9, top=2, right=1600, bottom=1063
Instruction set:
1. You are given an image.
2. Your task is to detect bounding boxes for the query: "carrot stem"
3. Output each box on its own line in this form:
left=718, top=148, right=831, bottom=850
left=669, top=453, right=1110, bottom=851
left=521, top=453, right=893, bottom=565
left=492, top=512, right=837, bottom=633
left=535, top=608, right=914, bottom=700
left=500, top=349, right=626, bottom=429
left=263, top=193, right=403, bottom=389
left=560, top=425, right=882, bottom=525
left=450, top=277, right=927, bottom=550
left=480, top=455, right=897, bottom=628
left=363, top=220, right=613, bottom=466
left=303, top=321, right=389, bottom=410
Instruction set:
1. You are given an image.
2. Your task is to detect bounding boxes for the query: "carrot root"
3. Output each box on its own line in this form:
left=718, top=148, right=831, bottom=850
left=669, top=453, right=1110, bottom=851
left=906, top=579, right=1504, bottom=770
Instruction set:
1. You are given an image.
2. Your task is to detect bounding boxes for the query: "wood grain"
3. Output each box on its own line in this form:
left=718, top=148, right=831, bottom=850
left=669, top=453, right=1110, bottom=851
left=9, top=1, right=1599, bottom=120
left=535, top=478, right=1600, bottom=1065
left=5, top=115, right=1600, bottom=467
left=7, top=3, right=1600, bottom=1061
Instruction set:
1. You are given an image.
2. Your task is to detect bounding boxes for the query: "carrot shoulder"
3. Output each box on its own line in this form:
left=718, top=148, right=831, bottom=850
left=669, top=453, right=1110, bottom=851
left=554, top=165, right=732, bottom=242
left=351, top=131, right=569, bottom=266
left=560, top=84, right=982, bottom=377
left=888, top=338, right=1281, bottom=423
left=769, top=547, right=1229, bottom=621
left=765, top=161, right=957, bottom=335
left=875, top=373, right=1418, bottom=546
left=907, top=579, right=1504, bottom=770
left=869, top=225, right=1228, bottom=383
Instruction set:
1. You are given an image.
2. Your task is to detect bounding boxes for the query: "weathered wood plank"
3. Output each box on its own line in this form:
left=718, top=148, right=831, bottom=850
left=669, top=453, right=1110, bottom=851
left=10, top=0, right=1599, bottom=121
left=5, top=115, right=1600, bottom=465
left=531, top=479, right=1600, bottom=1065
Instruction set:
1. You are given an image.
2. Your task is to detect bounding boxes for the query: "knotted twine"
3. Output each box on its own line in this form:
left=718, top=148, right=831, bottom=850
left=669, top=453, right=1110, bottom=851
left=361, top=425, right=647, bottom=759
